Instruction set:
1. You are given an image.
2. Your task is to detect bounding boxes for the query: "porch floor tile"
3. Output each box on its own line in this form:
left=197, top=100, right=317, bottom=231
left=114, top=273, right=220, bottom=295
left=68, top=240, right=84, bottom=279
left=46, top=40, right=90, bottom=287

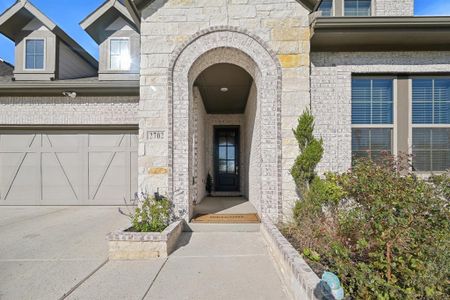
left=193, top=197, right=258, bottom=216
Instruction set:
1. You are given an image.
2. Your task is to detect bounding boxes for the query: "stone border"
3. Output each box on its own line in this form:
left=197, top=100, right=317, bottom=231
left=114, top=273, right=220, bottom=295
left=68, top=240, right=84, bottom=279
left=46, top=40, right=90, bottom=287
left=168, top=26, right=283, bottom=221
left=260, top=218, right=333, bottom=300
left=106, top=220, right=184, bottom=260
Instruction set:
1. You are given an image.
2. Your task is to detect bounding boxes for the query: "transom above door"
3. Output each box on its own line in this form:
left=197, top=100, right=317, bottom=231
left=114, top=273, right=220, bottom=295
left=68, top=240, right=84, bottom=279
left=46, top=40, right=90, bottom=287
left=214, top=126, right=240, bottom=192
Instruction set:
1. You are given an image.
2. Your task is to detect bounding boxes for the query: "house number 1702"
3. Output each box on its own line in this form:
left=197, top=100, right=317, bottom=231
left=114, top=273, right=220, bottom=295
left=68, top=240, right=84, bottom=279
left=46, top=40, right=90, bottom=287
left=148, top=131, right=165, bottom=140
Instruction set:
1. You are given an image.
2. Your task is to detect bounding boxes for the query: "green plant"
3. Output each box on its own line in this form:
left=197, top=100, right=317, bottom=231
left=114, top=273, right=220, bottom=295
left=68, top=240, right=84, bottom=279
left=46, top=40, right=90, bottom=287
left=290, top=109, right=324, bottom=193
left=430, top=171, right=450, bottom=199
left=206, top=173, right=213, bottom=195
left=130, top=194, right=171, bottom=232
left=284, top=156, right=450, bottom=299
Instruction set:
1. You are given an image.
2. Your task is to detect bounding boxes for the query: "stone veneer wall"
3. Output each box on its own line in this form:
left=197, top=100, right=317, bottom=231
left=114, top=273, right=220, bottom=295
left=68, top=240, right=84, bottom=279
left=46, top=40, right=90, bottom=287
left=139, top=0, right=311, bottom=221
left=0, top=96, right=139, bottom=124
left=311, top=51, right=450, bottom=174
left=375, top=0, right=414, bottom=16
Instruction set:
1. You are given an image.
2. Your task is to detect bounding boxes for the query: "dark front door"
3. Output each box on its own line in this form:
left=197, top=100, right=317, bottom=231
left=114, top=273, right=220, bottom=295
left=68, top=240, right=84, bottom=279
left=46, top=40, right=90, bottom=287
left=214, top=127, right=240, bottom=192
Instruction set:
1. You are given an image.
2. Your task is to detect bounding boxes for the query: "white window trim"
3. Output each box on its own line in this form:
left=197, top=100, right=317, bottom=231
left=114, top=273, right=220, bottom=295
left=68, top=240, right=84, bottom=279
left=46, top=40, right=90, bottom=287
left=108, top=37, right=131, bottom=71
left=343, top=0, right=375, bottom=17
left=23, top=38, right=46, bottom=71
left=351, top=76, right=398, bottom=160
left=409, top=76, right=450, bottom=174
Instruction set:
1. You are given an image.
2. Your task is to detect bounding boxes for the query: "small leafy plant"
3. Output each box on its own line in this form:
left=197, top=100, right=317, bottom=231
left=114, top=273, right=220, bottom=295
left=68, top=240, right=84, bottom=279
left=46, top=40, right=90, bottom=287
left=206, top=173, right=213, bottom=196
left=121, top=193, right=172, bottom=232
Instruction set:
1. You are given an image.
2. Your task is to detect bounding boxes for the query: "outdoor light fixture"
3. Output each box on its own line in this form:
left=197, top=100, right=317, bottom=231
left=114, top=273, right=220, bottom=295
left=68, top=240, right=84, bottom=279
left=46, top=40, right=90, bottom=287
left=62, top=91, right=77, bottom=98
left=220, top=87, right=229, bottom=92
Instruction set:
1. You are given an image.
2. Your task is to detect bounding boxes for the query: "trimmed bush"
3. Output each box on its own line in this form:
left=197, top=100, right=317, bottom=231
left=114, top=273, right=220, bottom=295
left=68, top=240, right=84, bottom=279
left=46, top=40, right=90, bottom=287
left=290, top=109, right=324, bottom=192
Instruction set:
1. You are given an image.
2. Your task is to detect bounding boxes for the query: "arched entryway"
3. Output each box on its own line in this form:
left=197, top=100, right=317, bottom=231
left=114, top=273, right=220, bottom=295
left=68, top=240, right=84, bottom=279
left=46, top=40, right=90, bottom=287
left=169, top=28, right=282, bottom=221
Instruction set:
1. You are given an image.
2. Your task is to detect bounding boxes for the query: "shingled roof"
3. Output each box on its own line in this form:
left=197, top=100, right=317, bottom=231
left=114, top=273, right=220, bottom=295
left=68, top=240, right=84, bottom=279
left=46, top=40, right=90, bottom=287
left=0, top=59, right=13, bottom=77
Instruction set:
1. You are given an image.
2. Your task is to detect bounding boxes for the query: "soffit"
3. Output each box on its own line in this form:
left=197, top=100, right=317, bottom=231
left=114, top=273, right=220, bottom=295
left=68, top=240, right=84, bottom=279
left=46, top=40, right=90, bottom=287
left=194, top=63, right=253, bottom=114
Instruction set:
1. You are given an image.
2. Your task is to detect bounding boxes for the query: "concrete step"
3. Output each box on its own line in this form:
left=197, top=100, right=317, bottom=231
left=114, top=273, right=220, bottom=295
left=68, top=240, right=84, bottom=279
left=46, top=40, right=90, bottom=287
left=183, top=222, right=260, bottom=232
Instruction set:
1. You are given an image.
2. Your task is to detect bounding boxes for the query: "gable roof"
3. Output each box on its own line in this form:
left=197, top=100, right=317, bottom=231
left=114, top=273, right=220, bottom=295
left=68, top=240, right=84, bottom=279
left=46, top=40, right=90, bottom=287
left=0, top=0, right=98, bottom=69
left=81, top=0, right=139, bottom=44
left=0, top=59, right=13, bottom=76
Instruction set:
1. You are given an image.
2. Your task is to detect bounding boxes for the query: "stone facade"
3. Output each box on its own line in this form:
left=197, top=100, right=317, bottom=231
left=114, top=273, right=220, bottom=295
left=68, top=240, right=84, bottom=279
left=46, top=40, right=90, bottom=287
left=311, top=51, right=450, bottom=174
left=0, top=96, right=139, bottom=124
left=139, top=0, right=311, bottom=222
left=375, top=0, right=414, bottom=16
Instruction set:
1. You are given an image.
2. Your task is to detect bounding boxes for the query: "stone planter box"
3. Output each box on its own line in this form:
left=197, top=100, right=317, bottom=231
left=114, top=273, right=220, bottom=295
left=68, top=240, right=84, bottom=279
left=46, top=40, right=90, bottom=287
left=260, top=218, right=334, bottom=300
left=106, top=220, right=184, bottom=260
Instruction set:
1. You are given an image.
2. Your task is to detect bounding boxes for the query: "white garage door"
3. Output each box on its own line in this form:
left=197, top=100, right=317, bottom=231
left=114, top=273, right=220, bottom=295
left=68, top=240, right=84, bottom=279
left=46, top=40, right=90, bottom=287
left=0, top=130, right=138, bottom=205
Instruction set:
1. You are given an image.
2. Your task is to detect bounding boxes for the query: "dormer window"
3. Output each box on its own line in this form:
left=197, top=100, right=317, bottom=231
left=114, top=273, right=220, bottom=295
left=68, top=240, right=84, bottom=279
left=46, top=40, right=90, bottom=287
left=110, top=38, right=130, bottom=71
left=344, top=0, right=372, bottom=16
left=25, top=39, right=45, bottom=70
left=318, top=0, right=333, bottom=16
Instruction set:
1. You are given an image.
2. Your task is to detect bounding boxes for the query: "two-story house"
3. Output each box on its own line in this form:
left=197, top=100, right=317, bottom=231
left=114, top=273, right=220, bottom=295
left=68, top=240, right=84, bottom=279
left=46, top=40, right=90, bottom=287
left=0, top=0, right=448, bottom=222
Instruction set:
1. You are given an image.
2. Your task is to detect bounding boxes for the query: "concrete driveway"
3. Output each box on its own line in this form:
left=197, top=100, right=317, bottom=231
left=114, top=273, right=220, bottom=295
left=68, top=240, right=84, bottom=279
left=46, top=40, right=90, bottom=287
left=0, top=206, right=129, bottom=300
left=0, top=207, right=291, bottom=300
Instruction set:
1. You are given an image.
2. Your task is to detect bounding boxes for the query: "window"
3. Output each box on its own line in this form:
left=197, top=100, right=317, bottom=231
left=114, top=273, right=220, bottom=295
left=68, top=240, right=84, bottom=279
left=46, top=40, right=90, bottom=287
left=25, top=39, right=44, bottom=70
left=109, top=39, right=130, bottom=71
left=412, top=79, right=450, bottom=172
left=344, top=0, right=371, bottom=16
left=318, top=0, right=333, bottom=16
left=352, top=79, right=394, bottom=162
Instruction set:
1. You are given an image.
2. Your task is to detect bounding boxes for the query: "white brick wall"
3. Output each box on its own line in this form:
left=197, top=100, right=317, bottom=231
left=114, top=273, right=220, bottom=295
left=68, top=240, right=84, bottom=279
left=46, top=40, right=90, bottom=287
left=375, top=0, right=414, bottom=16
left=0, top=96, right=139, bottom=125
left=311, top=51, right=450, bottom=174
left=244, top=82, right=261, bottom=214
left=192, top=87, right=207, bottom=204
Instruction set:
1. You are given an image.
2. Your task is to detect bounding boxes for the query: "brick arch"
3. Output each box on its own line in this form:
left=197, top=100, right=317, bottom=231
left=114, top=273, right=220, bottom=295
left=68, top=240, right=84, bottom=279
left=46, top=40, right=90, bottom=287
left=169, top=28, right=282, bottom=221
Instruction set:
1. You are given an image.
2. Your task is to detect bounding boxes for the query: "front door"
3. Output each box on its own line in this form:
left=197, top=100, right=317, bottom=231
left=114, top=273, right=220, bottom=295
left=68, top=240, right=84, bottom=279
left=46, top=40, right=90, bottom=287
left=214, top=127, right=240, bottom=192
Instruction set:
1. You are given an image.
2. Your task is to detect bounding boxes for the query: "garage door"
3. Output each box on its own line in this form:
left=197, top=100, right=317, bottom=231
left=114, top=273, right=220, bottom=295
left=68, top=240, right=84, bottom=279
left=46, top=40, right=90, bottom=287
left=0, top=130, right=138, bottom=205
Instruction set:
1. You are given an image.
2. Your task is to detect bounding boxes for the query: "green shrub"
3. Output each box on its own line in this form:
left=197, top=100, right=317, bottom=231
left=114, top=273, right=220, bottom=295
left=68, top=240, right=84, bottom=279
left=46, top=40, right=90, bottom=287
left=290, top=109, right=324, bottom=192
left=430, top=171, right=450, bottom=200
left=285, top=156, right=450, bottom=299
left=130, top=194, right=171, bottom=232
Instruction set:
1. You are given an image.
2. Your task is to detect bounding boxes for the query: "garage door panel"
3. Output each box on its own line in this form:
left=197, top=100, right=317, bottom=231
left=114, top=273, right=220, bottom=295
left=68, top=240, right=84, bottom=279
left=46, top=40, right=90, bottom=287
left=89, top=133, right=125, bottom=148
left=41, top=152, right=80, bottom=203
left=0, top=134, right=37, bottom=148
left=1, top=152, right=39, bottom=204
left=90, top=152, right=129, bottom=204
left=0, top=130, right=137, bottom=206
left=44, top=134, right=81, bottom=150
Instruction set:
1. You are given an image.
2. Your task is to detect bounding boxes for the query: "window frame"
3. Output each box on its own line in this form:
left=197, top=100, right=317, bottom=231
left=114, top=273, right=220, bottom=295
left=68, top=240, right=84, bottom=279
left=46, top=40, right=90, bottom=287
left=409, top=76, right=450, bottom=174
left=351, top=76, right=398, bottom=162
left=23, top=38, right=46, bottom=71
left=318, top=0, right=335, bottom=17
left=343, top=0, right=374, bottom=17
left=108, top=37, right=131, bottom=71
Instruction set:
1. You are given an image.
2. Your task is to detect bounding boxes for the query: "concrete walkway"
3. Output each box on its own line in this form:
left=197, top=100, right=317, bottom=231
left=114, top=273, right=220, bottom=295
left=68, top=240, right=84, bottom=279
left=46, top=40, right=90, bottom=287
left=0, top=207, right=291, bottom=300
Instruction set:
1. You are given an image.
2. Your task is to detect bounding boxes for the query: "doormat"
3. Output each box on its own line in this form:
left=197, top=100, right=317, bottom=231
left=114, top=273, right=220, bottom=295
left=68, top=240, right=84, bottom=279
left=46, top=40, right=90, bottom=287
left=192, top=213, right=260, bottom=224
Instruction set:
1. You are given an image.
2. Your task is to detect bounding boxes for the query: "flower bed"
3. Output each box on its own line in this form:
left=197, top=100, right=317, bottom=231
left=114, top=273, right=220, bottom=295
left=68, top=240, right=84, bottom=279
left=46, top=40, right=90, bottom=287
left=107, top=220, right=184, bottom=260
